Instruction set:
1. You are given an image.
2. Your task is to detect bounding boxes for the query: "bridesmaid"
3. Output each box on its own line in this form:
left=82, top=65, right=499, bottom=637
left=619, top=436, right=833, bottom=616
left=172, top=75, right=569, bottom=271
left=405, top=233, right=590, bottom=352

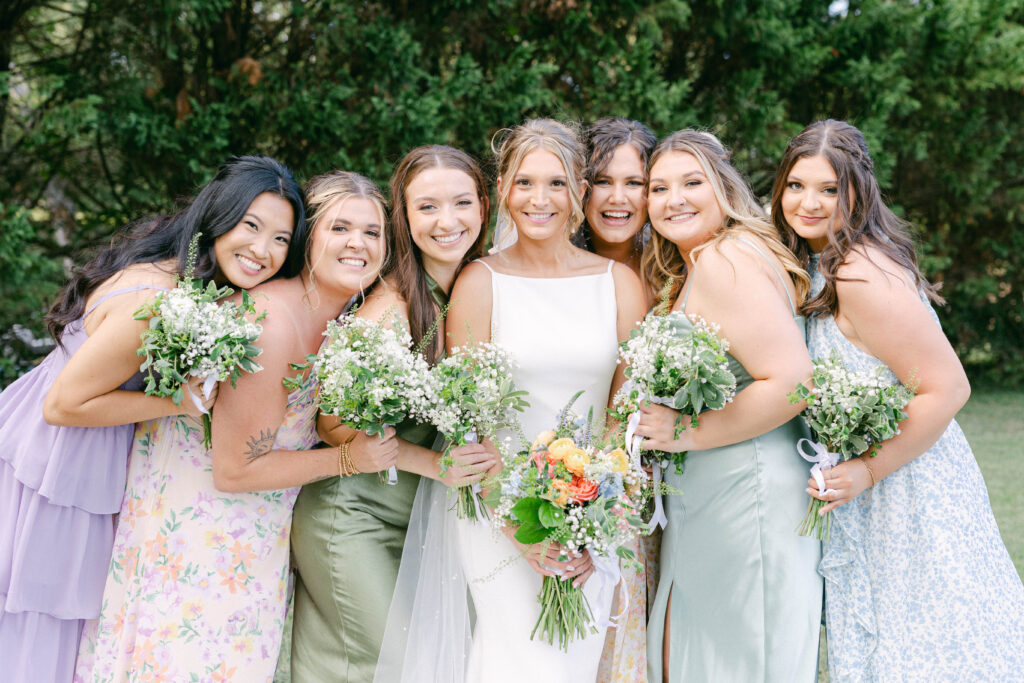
left=73, top=171, right=385, bottom=681
left=289, top=146, right=497, bottom=682
left=0, top=155, right=303, bottom=682
left=634, top=130, right=822, bottom=682
left=772, top=119, right=1024, bottom=681
left=576, top=117, right=657, bottom=285
left=576, top=116, right=658, bottom=683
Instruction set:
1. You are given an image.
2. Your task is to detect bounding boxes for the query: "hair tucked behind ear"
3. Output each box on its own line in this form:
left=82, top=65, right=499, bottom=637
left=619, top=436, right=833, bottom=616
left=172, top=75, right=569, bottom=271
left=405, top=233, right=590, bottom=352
left=770, top=119, right=941, bottom=317
left=45, top=155, right=305, bottom=344
left=387, top=145, right=490, bottom=363
left=641, top=130, right=810, bottom=307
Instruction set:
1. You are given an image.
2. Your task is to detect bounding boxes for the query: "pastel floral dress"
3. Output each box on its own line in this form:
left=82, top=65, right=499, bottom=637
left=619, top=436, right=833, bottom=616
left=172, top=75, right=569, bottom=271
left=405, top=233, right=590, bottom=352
left=806, top=255, right=1024, bottom=682
left=74, top=374, right=319, bottom=682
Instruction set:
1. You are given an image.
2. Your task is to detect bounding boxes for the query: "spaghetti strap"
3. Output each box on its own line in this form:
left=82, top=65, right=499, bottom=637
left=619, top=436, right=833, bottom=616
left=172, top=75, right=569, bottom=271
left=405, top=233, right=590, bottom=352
left=680, top=275, right=696, bottom=310
left=85, top=284, right=171, bottom=316
left=727, top=236, right=797, bottom=316
left=473, top=259, right=495, bottom=274
left=605, top=259, right=614, bottom=273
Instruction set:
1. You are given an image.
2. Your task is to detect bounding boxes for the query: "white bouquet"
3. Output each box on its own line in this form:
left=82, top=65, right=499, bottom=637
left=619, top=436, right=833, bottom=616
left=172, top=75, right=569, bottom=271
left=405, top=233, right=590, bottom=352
left=788, top=350, right=914, bottom=539
left=134, top=239, right=264, bottom=448
left=310, top=314, right=434, bottom=485
left=426, top=342, right=528, bottom=520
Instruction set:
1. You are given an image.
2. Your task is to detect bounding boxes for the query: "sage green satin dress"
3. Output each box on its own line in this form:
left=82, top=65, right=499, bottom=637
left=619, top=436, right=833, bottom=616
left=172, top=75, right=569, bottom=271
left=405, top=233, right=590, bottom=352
left=289, top=280, right=446, bottom=683
left=646, top=238, right=823, bottom=683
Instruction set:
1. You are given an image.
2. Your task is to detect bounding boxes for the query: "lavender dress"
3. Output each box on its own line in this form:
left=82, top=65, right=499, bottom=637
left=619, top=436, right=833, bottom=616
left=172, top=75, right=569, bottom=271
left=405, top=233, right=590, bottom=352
left=0, top=286, right=161, bottom=682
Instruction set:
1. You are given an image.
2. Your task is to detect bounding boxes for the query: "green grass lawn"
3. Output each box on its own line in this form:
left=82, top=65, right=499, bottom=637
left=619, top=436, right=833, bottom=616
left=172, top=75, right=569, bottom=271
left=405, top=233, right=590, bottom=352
left=818, top=389, right=1024, bottom=681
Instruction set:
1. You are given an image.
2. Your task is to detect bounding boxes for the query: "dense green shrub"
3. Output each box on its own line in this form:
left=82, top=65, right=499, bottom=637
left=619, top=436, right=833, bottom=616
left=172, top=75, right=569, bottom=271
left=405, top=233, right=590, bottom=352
left=2, top=0, right=1021, bottom=385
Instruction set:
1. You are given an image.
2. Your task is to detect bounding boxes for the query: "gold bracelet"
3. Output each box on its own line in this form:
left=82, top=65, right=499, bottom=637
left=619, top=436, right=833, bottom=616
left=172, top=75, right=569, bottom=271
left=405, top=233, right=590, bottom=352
left=860, top=458, right=877, bottom=487
left=337, top=435, right=360, bottom=478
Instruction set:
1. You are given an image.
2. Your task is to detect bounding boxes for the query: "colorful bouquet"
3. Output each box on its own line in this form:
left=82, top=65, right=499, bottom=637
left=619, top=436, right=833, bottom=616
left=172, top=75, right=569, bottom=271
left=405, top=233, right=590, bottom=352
left=492, top=393, right=649, bottom=650
left=134, top=238, right=264, bottom=448
left=611, top=312, right=736, bottom=528
left=788, top=350, right=915, bottom=540
left=426, top=342, right=528, bottom=520
left=309, top=314, right=434, bottom=485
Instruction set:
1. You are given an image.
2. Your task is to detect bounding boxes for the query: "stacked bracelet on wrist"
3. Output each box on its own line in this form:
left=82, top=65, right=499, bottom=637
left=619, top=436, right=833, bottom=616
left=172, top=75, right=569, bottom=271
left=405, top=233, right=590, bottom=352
left=337, top=435, right=360, bottom=478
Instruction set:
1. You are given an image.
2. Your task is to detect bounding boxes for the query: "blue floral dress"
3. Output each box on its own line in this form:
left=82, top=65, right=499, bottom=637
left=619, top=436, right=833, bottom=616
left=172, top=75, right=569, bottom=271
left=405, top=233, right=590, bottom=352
left=806, top=254, right=1024, bottom=682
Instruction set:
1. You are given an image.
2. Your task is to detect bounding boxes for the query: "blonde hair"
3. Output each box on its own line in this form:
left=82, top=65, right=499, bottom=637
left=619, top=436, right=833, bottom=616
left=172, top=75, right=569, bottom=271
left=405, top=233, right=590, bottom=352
left=303, top=170, right=388, bottom=299
left=491, top=118, right=586, bottom=250
left=640, top=130, right=810, bottom=306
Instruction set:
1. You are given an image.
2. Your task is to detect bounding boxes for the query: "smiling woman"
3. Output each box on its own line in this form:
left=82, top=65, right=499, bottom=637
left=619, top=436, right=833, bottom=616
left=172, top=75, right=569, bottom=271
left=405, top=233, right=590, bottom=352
left=637, top=130, right=822, bottom=683
left=290, top=146, right=493, bottom=683
left=0, top=155, right=304, bottom=683
left=73, top=171, right=388, bottom=682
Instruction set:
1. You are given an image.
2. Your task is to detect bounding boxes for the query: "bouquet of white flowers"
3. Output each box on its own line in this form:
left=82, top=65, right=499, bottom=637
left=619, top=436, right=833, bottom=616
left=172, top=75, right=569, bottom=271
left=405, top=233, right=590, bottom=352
left=788, top=350, right=914, bottom=540
left=134, top=239, right=264, bottom=448
left=611, top=312, right=736, bottom=527
left=310, top=314, right=434, bottom=485
left=491, top=393, right=649, bottom=650
left=426, top=342, right=528, bottom=520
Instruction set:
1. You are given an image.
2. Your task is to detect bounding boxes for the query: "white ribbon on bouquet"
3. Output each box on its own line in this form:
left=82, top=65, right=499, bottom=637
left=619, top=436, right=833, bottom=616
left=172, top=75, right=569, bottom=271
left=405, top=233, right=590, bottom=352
left=625, top=391, right=668, bottom=530
left=185, top=372, right=218, bottom=415
left=797, top=438, right=839, bottom=496
left=380, top=423, right=398, bottom=485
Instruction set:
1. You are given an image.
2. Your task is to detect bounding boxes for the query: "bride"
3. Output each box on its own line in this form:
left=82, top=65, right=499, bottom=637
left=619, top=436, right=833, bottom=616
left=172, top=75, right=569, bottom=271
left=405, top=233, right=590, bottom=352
left=374, top=118, right=645, bottom=682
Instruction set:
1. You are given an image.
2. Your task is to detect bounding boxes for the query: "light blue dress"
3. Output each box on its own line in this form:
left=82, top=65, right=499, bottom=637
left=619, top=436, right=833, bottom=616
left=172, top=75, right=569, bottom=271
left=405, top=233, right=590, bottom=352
left=647, top=238, right=823, bottom=683
left=806, top=254, right=1024, bottom=682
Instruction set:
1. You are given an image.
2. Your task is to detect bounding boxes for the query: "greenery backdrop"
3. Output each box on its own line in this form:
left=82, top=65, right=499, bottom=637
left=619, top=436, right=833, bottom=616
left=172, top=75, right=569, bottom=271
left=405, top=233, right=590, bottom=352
left=2, top=0, right=1022, bottom=385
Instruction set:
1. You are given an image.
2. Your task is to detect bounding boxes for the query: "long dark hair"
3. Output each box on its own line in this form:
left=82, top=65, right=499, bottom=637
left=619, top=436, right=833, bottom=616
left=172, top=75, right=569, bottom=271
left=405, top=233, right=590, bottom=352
left=387, top=145, right=490, bottom=363
left=46, top=155, right=305, bottom=342
left=574, top=117, right=657, bottom=252
left=770, top=119, right=941, bottom=316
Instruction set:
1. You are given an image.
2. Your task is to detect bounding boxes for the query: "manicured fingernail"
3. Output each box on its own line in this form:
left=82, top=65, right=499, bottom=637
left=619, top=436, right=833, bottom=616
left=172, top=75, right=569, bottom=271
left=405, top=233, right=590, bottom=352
left=566, top=566, right=574, bottom=572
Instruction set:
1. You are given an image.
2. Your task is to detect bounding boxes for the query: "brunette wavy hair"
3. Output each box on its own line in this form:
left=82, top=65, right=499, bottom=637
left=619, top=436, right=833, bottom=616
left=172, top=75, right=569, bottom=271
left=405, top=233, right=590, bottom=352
left=386, top=145, right=489, bottom=363
left=574, top=117, right=657, bottom=253
left=770, top=119, right=941, bottom=317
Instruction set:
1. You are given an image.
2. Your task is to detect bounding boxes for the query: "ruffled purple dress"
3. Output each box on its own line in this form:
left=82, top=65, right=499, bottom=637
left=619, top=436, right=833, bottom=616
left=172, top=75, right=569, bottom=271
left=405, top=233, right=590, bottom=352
left=0, top=286, right=158, bottom=682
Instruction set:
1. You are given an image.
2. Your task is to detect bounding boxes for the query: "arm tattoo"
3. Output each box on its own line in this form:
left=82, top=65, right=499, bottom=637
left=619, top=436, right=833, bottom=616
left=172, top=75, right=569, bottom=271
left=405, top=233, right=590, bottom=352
left=244, top=428, right=277, bottom=462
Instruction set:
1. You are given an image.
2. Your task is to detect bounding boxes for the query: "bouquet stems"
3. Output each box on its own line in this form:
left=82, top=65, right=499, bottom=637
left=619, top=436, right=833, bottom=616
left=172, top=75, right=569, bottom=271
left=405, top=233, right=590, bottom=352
left=202, top=414, right=213, bottom=450
left=795, top=497, right=833, bottom=541
left=455, top=486, right=488, bottom=521
left=531, top=575, right=596, bottom=651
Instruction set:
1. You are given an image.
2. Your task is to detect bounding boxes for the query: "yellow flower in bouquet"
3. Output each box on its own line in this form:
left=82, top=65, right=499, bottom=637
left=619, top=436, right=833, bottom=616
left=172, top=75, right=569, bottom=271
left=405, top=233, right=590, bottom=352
left=548, top=479, right=570, bottom=506
left=531, top=429, right=558, bottom=452
left=607, top=448, right=629, bottom=474
left=563, top=448, right=591, bottom=476
left=547, top=438, right=577, bottom=462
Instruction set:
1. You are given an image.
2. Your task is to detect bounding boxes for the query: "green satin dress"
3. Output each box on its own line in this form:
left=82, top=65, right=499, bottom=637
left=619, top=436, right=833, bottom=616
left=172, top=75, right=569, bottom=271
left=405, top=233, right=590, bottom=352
left=289, top=280, right=446, bottom=683
left=646, top=238, right=823, bottom=682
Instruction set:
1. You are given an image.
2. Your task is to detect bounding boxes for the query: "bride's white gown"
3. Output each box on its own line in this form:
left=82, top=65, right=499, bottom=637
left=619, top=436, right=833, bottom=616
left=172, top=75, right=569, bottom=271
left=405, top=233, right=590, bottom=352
left=455, top=260, right=620, bottom=683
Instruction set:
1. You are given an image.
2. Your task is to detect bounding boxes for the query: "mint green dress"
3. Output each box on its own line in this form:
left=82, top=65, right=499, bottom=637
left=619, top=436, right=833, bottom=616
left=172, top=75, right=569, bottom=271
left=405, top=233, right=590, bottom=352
left=289, top=281, right=446, bottom=683
left=646, top=238, right=823, bottom=682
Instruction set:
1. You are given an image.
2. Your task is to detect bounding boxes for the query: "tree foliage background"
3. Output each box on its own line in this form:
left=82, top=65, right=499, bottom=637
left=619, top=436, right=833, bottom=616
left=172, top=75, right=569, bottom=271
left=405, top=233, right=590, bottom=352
left=2, top=0, right=1022, bottom=386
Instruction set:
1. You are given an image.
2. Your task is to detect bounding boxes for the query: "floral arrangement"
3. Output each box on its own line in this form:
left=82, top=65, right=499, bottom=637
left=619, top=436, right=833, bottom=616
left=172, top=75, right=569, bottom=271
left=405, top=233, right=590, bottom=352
left=788, top=350, right=915, bottom=540
left=426, top=342, right=528, bottom=520
left=134, top=237, right=264, bottom=448
left=611, top=312, right=737, bottom=472
left=308, top=313, right=434, bottom=484
left=491, top=393, right=649, bottom=650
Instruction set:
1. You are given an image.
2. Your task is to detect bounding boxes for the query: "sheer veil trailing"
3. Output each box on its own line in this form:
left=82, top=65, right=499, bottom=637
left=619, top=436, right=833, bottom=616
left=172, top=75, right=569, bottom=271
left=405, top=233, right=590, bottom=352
left=373, top=478, right=472, bottom=683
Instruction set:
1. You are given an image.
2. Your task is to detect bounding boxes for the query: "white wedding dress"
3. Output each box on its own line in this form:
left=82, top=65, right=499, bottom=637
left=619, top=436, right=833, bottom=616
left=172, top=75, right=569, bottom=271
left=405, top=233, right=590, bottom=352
left=374, top=259, right=621, bottom=683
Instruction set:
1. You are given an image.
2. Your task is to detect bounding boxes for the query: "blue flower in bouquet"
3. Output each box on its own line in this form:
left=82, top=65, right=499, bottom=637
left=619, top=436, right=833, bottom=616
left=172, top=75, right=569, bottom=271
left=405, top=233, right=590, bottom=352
left=598, top=473, right=624, bottom=499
